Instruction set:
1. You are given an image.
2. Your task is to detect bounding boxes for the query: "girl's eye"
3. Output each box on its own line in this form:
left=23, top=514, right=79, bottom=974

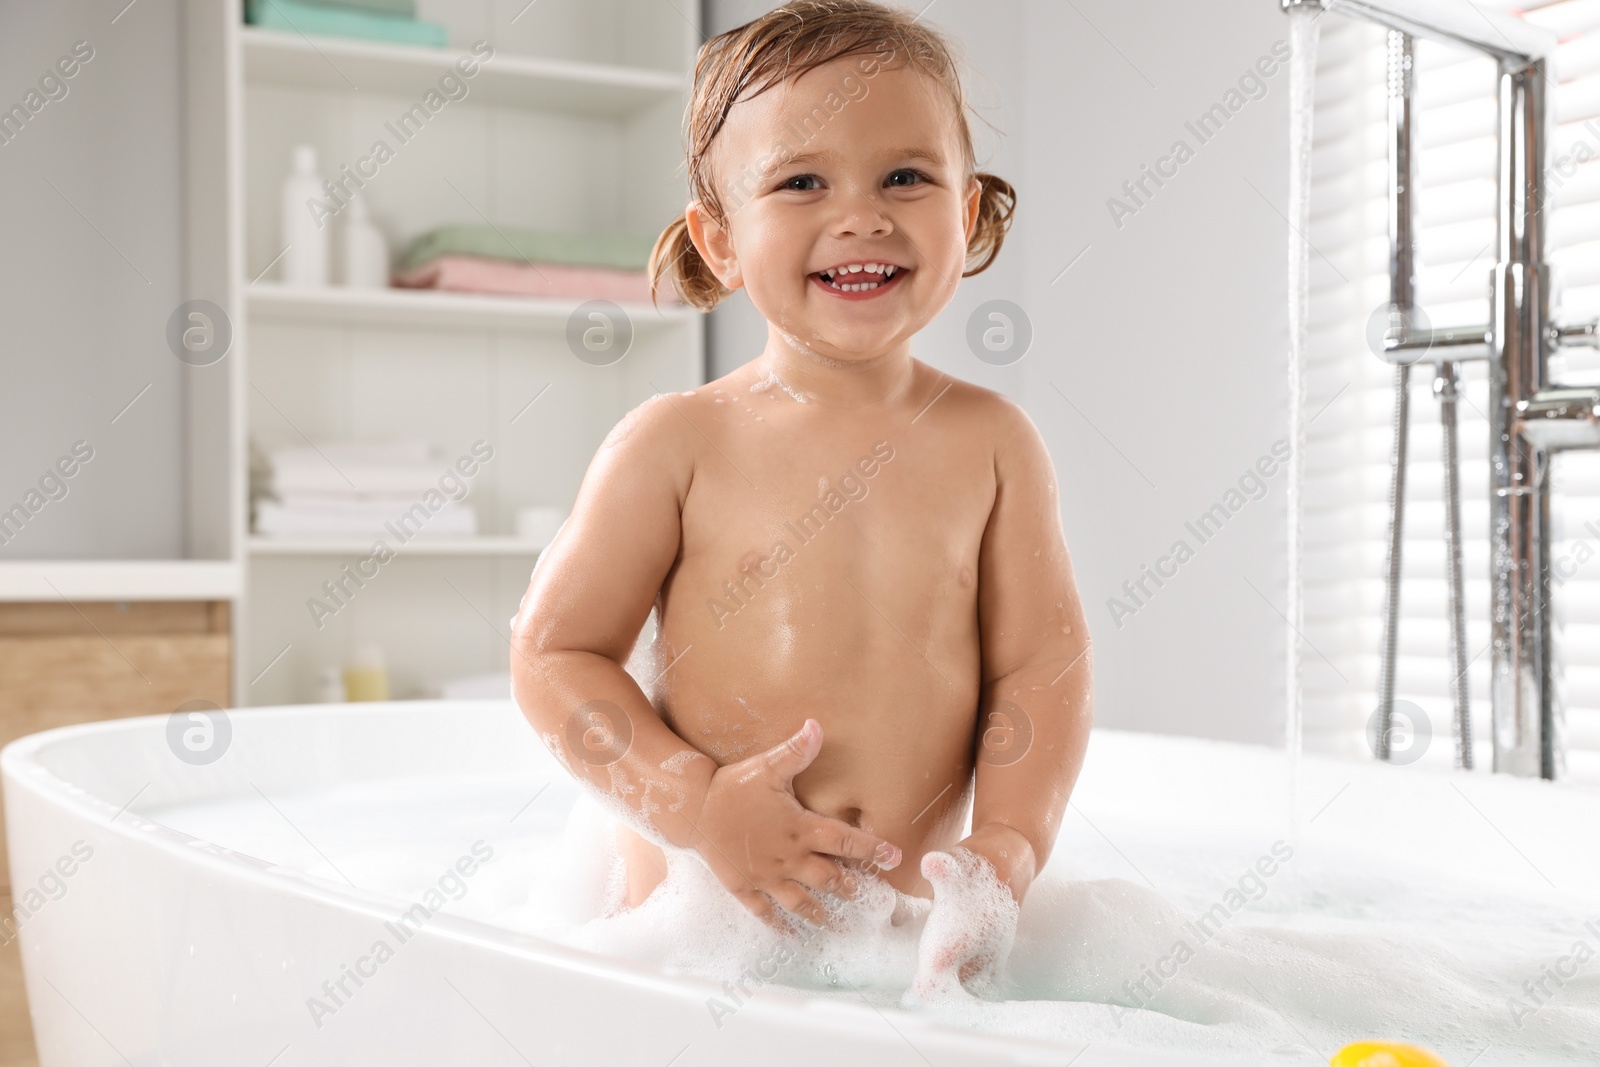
left=887, top=168, right=930, bottom=187
left=779, top=169, right=931, bottom=191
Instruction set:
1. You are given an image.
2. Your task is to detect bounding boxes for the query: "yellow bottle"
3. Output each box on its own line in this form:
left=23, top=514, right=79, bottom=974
left=1331, top=1041, right=1451, bottom=1067
left=343, top=642, right=390, bottom=702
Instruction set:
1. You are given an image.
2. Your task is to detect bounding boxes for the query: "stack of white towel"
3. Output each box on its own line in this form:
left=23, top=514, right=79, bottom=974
left=252, top=439, right=478, bottom=537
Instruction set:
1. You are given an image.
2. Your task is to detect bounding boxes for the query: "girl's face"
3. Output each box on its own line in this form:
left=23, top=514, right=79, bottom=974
left=687, top=56, right=982, bottom=366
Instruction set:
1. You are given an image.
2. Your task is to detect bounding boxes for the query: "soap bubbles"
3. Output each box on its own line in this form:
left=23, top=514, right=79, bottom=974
left=166, top=700, right=231, bottom=765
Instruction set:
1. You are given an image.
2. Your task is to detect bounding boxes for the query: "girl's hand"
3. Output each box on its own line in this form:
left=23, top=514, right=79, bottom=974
left=687, top=718, right=902, bottom=930
left=908, top=846, right=1019, bottom=1000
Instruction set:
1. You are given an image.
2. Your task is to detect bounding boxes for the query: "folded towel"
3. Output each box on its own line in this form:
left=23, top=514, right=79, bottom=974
left=245, top=0, right=448, bottom=48
left=294, top=0, right=416, bottom=17
left=268, top=465, right=446, bottom=497
left=393, top=254, right=672, bottom=304
left=282, top=440, right=435, bottom=464
left=271, top=493, right=462, bottom=517
left=397, top=226, right=658, bottom=274
left=256, top=499, right=478, bottom=537
left=265, top=441, right=453, bottom=496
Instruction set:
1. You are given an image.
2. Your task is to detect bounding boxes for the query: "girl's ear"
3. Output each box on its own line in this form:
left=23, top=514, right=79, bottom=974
left=963, top=175, right=983, bottom=245
left=685, top=200, right=743, bottom=291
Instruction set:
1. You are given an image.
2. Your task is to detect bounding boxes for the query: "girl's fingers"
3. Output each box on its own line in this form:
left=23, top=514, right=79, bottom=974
left=793, top=855, right=857, bottom=900
left=767, top=879, right=829, bottom=928
left=756, top=718, right=823, bottom=784
left=804, top=813, right=901, bottom=869
left=735, top=887, right=787, bottom=931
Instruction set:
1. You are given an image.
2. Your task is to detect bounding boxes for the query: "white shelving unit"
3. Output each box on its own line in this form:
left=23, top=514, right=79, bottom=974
left=199, top=0, right=702, bottom=704
left=247, top=281, right=698, bottom=332
left=240, top=26, right=687, bottom=116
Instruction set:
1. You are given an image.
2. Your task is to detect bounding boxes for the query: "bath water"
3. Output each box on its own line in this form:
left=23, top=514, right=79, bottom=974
left=145, top=730, right=1600, bottom=1066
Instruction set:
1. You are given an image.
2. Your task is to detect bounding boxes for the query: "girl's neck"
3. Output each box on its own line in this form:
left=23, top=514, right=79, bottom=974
left=758, top=326, right=916, bottom=410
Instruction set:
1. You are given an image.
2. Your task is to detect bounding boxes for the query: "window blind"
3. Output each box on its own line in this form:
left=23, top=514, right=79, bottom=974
left=1301, top=0, right=1600, bottom=781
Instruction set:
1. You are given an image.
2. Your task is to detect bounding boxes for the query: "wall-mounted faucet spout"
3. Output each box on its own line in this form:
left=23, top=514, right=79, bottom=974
left=1285, top=0, right=1552, bottom=61
left=1282, top=0, right=1600, bottom=779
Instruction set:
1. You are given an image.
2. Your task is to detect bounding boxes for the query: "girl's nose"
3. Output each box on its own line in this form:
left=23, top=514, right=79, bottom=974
left=829, top=177, right=895, bottom=237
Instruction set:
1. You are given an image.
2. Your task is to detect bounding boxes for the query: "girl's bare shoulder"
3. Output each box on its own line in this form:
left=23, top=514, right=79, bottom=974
left=906, top=360, right=1040, bottom=451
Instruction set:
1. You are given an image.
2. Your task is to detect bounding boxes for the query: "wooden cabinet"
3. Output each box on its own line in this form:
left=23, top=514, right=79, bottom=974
left=0, top=601, right=231, bottom=891
left=0, top=600, right=229, bottom=1065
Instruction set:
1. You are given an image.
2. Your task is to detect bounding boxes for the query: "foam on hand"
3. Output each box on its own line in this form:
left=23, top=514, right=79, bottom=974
left=505, top=791, right=931, bottom=994
left=904, top=847, right=1021, bottom=1005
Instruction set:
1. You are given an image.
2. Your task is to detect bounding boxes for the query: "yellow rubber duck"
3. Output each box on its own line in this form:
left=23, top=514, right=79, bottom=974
left=1331, top=1041, right=1451, bottom=1067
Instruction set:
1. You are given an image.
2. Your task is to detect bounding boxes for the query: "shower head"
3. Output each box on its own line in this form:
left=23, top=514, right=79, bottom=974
left=1280, top=0, right=1555, bottom=64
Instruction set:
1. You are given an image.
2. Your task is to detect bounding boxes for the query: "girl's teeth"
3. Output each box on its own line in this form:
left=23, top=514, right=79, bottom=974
left=821, top=275, right=883, bottom=291
left=816, top=264, right=899, bottom=290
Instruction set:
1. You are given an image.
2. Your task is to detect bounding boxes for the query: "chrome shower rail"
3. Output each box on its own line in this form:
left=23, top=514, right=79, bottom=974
left=1373, top=31, right=1421, bottom=765
left=1283, top=0, right=1600, bottom=779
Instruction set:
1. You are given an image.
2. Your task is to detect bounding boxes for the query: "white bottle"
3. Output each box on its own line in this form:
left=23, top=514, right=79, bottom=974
left=311, top=666, right=345, bottom=703
left=339, top=193, right=389, bottom=289
left=280, top=144, right=329, bottom=287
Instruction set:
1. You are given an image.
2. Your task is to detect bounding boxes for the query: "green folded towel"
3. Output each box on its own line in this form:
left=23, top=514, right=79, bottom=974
left=399, top=226, right=660, bottom=273
left=295, top=0, right=415, bottom=17
left=245, top=0, right=447, bottom=48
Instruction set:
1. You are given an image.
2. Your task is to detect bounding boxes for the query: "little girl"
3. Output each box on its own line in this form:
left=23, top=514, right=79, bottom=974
left=511, top=0, right=1092, bottom=999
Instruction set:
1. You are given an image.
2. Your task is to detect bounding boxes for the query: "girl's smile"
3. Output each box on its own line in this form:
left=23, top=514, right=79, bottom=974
left=809, top=261, right=910, bottom=299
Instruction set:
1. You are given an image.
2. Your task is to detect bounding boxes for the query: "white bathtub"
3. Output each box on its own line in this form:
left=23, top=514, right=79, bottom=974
left=5, top=700, right=1599, bottom=1067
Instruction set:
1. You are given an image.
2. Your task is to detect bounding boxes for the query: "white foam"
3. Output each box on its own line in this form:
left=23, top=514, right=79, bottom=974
left=142, top=735, right=1600, bottom=1066
left=901, top=848, right=1019, bottom=1004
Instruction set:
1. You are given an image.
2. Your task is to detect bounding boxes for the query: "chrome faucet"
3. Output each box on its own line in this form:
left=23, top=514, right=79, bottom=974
left=1282, top=0, right=1600, bottom=779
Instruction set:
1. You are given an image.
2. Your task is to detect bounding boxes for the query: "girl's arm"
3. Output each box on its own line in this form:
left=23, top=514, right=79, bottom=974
left=510, top=394, right=712, bottom=849
left=909, top=395, right=1091, bottom=997
left=963, top=395, right=1093, bottom=904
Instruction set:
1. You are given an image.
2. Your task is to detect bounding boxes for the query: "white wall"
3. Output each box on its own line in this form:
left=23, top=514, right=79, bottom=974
left=704, top=0, right=1291, bottom=745
left=0, top=0, right=187, bottom=559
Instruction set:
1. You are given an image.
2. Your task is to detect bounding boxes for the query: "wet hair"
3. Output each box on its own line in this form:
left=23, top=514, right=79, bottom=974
left=648, top=0, right=1016, bottom=311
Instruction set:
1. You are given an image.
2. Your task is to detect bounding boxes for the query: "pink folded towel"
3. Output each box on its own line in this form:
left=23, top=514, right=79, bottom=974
left=392, top=254, right=677, bottom=304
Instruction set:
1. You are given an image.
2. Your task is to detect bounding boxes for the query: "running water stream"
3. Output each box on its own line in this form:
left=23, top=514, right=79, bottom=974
left=1284, top=2, right=1323, bottom=903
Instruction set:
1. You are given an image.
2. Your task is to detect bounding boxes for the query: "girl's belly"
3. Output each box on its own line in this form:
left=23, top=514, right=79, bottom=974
left=641, top=557, right=984, bottom=893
